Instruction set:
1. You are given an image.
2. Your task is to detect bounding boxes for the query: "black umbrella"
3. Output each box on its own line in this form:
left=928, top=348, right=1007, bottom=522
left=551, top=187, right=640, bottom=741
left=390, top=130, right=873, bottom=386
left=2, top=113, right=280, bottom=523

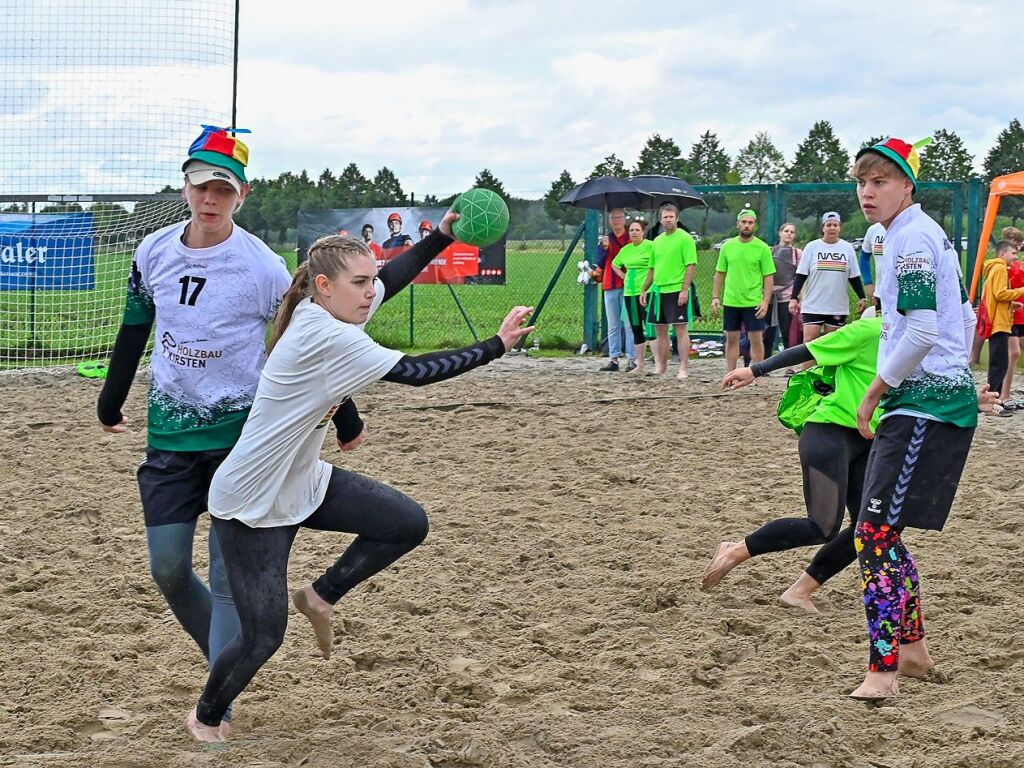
left=628, top=174, right=706, bottom=211
left=558, top=176, right=649, bottom=211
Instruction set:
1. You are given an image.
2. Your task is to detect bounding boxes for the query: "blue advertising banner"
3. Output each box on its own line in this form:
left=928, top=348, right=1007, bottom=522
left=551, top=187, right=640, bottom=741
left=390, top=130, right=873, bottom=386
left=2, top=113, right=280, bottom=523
left=0, top=212, right=95, bottom=291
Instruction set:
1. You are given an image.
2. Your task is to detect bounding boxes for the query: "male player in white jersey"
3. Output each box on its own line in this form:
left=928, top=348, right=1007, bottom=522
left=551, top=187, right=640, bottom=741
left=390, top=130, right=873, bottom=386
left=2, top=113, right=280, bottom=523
left=96, top=126, right=291, bottom=729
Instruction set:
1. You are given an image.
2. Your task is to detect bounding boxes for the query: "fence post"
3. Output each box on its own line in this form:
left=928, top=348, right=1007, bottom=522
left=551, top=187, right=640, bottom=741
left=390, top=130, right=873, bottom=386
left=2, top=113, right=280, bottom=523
left=583, top=209, right=600, bottom=351
left=774, top=185, right=782, bottom=241
left=966, top=177, right=985, bottom=295
left=763, top=185, right=777, bottom=245
left=951, top=181, right=964, bottom=271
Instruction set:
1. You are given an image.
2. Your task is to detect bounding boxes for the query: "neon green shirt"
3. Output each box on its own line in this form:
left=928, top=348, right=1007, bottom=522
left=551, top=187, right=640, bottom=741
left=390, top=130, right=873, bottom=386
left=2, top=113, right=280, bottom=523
left=805, top=317, right=882, bottom=432
left=715, top=236, right=775, bottom=307
left=611, top=240, right=654, bottom=297
left=650, top=229, right=697, bottom=293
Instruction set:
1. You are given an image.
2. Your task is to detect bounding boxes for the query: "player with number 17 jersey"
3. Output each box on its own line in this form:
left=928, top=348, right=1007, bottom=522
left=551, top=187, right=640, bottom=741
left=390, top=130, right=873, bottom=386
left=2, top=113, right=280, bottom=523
left=125, top=219, right=291, bottom=451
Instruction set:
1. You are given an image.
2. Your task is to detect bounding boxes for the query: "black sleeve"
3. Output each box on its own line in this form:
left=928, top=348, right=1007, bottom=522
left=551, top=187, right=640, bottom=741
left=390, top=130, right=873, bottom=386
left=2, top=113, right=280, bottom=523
left=791, top=273, right=807, bottom=298
left=96, top=322, right=152, bottom=426
left=382, top=336, right=506, bottom=386
left=377, top=229, right=454, bottom=302
left=330, top=397, right=364, bottom=444
left=750, top=344, right=815, bottom=377
left=849, top=275, right=866, bottom=300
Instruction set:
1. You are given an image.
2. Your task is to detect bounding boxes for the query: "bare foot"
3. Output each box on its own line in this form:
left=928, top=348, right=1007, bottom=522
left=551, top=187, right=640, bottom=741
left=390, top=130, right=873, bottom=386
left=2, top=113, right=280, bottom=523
left=185, top=708, right=226, bottom=743
left=779, top=573, right=822, bottom=614
left=849, top=671, right=899, bottom=700
left=779, top=589, right=820, bottom=613
left=292, top=586, right=334, bottom=659
left=701, top=541, right=750, bottom=591
left=898, top=640, right=935, bottom=679
left=677, top=369, right=688, bottom=380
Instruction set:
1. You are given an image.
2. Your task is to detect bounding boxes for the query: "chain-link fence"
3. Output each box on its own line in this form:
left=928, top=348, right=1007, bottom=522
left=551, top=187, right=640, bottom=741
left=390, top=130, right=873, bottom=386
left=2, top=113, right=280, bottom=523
left=330, top=192, right=590, bottom=352
left=0, top=181, right=987, bottom=370
left=275, top=181, right=981, bottom=356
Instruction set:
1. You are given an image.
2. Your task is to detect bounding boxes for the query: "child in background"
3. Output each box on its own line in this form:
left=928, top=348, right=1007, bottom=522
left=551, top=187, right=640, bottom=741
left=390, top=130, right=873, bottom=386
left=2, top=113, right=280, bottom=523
left=1001, top=226, right=1024, bottom=408
left=981, top=239, right=1024, bottom=415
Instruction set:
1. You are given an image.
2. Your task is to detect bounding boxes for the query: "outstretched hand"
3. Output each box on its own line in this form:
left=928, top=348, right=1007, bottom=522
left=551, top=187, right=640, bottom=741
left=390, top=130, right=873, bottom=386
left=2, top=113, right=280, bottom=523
left=497, top=306, right=536, bottom=351
left=439, top=210, right=461, bottom=238
left=722, top=367, right=755, bottom=391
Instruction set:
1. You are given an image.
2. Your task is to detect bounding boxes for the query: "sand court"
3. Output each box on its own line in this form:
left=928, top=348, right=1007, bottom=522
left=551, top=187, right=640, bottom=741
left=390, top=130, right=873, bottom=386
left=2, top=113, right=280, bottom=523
left=2, top=357, right=1023, bottom=767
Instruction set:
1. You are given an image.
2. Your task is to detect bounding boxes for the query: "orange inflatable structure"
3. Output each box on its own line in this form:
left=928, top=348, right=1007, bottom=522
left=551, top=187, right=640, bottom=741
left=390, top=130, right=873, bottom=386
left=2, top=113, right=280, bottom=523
left=968, top=171, right=1024, bottom=302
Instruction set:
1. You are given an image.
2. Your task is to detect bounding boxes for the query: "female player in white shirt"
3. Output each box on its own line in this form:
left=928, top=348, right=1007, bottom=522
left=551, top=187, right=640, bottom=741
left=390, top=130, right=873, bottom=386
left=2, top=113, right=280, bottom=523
left=789, top=211, right=867, bottom=354
left=186, top=213, right=533, bottom=741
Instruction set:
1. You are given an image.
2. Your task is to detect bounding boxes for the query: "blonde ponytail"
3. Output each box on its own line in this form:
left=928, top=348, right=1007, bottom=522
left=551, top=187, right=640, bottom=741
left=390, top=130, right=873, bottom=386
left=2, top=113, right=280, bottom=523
left=269, top=263, right=311, bottom=351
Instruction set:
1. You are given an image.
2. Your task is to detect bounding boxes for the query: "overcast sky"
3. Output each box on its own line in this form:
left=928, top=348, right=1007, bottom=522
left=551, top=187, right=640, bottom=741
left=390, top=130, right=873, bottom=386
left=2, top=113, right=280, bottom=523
left=234, top=0, right=1023, bottom=197
left=1, top=0, right=1020, bottom=198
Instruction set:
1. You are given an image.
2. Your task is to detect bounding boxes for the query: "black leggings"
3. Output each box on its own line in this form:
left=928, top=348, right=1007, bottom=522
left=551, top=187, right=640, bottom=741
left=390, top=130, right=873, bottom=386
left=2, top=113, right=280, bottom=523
left=195, top=466, right=428, bottom=726
left=744, top=422, right=871, bottom=583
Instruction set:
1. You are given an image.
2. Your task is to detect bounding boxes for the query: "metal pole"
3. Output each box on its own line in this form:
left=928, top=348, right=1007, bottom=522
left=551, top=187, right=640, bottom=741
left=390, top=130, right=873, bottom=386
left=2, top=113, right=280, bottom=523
left=966, top=177, right=984, bottom=301
left=514, top=220, right=586, bottom=351
left=447, top=284, right=479, bottom=341
left=583, top=209, right=600, bottom=351
left=29, top=202, right=36, bottom=349
left=231, top=0, right=240, bottom=128
left=951, top=181, right=964, bottom=271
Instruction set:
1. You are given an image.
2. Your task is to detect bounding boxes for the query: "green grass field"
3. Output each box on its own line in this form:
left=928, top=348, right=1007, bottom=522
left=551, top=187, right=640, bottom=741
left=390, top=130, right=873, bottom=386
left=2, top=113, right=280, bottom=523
left=0, top=242, right=595, bottom=366
left=0, top=242, right=789, bottom=367
left=275, top=245, right=729, bottom=351
left=1, top=240, right=989, bottom=367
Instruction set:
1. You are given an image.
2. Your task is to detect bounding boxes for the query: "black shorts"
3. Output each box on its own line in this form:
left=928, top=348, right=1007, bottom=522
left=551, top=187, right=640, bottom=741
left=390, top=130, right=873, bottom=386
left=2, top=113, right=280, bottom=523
left=802, top=312, right=847, bottom=327
left=857, top=415, right=974, bottom=532
left=722, top=305, right=765, bottom=333
left=623, top=295, right=647, bottom=345
left=1011, top=324, right=1024, bottom=337
left=646, top=290, right=689, bottom=326
left=137, top=446, right=233, bottom=527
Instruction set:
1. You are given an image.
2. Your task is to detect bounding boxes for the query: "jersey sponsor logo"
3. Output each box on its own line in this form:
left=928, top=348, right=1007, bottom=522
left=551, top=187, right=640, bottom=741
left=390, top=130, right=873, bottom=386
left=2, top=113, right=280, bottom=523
left=897, top=250, right=931, bottom=273
left=160, top=331, right=223, bottom=369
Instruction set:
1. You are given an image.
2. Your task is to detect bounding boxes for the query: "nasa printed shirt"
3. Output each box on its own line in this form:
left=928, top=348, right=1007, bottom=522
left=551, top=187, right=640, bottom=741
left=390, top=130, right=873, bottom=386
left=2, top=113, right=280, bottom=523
left=123, top=221, right=292, bottom=451
left=875, top=204, right=977, bottom=427
left=796, top=238, right=860, bottom=315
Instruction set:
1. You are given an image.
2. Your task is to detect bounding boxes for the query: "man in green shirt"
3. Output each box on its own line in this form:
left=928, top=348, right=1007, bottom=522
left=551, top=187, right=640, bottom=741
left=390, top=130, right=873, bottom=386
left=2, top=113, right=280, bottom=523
left=639, top=203, right=698, bottom=378
left=712, top=209, right=775, bottom=371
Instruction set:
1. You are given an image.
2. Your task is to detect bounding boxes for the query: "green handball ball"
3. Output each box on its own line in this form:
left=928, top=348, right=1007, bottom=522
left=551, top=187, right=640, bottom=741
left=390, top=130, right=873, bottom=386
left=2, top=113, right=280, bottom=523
left=451, top=188, right=509, bottom=247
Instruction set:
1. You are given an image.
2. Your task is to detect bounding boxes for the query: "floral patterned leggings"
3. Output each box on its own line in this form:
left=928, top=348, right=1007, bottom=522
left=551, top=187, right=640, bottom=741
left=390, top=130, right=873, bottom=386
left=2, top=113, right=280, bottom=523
left=855, top=521, right=925, bottom=671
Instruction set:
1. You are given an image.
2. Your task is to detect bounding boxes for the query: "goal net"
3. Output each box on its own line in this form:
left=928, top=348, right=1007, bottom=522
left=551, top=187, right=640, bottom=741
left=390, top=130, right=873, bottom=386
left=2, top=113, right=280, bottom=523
left=1, top=0, right=237, bottom=369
